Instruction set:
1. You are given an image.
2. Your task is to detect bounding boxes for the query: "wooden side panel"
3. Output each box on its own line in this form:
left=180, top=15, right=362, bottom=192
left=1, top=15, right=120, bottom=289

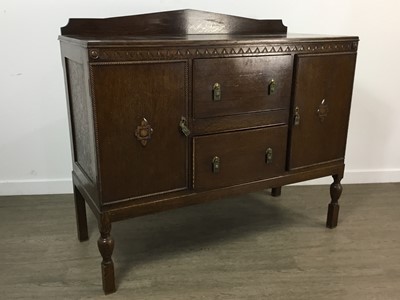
left=194, top=126, right=288, bottom=190
left=289, top=53, right=357, bottom=169
left=193, top=55, right=293, bottom=118
left=66, top=59, right=97, bottom=182
left=91, top=61, right=189, bottom=203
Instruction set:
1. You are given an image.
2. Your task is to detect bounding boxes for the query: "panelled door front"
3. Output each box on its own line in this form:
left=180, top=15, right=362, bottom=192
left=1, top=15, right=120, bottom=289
left=289, top=53, right=357, bottom=169
left=91, top=61, right=189, bottom=203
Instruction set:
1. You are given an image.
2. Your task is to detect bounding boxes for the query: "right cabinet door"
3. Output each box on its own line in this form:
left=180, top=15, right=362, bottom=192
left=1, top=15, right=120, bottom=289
left=289, top=53, right=357, bottom=169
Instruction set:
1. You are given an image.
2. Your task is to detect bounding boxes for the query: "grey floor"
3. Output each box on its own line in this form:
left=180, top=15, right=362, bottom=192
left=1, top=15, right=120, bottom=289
left=1, top=183, right=399, bottom=300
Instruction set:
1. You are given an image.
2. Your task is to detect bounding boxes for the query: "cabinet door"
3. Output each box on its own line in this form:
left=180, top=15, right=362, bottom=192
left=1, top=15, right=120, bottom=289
left=289, top=53, right=357, bottom=169
left=91, top=61, right=188, bottom=203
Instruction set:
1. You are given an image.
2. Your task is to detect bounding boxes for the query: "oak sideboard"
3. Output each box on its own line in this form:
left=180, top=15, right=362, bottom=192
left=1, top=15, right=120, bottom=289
left=59, top=9, right=358, bottom=294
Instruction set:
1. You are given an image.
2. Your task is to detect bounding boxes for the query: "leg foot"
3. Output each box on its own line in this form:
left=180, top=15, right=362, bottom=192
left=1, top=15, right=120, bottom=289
left=97, top=214, right=116, bottom=294
left=326, top=175, right=343, bottom=229
left=271, top=187, right=282, bottom=197
left=74, top=185, right=89, bottom=242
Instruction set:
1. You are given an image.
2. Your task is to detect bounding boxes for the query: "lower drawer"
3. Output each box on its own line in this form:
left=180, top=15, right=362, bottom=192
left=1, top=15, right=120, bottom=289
left=193, top=126, right=288, bottom=190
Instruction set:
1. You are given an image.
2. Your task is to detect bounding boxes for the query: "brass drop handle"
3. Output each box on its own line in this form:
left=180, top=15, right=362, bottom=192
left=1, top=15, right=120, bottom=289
left=213, top=83, right=221, bottom=101
left=265, top=148, right=273, bottom=164
left=268, top=79, right=276, bottom=95
left=179, top=116, right=191, bottom=137
left=212, top=156, right=220, bottom=173
left=293, top=106, right=300, bottom=126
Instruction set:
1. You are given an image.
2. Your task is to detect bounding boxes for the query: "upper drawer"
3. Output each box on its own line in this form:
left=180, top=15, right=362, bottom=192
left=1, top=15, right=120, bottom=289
left=193, top=55, right=293, bottom=118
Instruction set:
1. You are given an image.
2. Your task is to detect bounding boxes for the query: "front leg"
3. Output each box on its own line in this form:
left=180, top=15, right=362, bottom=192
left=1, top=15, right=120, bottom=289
left=326, top=174, right=343, bottom=229
left=97, top=214, right=116, bottom=294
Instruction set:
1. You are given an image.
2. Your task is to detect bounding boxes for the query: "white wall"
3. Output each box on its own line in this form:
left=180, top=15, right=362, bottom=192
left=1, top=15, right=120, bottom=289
left=1, top=0, right=399, bottom=195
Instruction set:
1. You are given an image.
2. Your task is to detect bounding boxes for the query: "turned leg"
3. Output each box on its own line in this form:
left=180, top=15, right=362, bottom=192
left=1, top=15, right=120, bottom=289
left=271, top=187, right=282, bottom=197
left=97, top=214, right=116, bottom=294
left=326, top=174, right=343, bottom=229
left=73, top=185, right=89, bottom=242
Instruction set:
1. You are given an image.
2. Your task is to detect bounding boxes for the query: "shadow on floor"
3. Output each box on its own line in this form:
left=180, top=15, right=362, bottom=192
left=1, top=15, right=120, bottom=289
left=85, top=191, right=323, bottom=285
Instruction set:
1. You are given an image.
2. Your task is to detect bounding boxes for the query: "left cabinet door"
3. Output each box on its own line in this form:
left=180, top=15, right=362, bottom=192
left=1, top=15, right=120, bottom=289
left=91, top=61, right=189, bottom=203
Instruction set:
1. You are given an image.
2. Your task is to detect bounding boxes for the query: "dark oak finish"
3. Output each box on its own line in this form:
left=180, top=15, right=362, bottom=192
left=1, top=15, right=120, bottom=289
left=59, top=10, right=358, bottom=294
left=192, top=109, right=288, bottom=135
left=97, top=214, right=115, bottom=294
left=271, top=187, right=282, bottom=197
left=73, top=186, right=88, bottom=242
left=194, top=126, right=287, bottom=190
left=327, top=174, right=343, bottom=229
left=289, top=53, right=357, bottom=169
left=61, top=9, right=287, bottom=36
left=193, top=55, right=293, bottom=118
left=91, top=61, right=189, bottom=202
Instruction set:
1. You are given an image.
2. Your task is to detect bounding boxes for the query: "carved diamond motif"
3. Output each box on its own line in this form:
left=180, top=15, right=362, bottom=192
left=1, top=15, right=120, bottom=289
left=135, top=118, right=154, bottom=146
left=317, top=99, right=329, bottom=122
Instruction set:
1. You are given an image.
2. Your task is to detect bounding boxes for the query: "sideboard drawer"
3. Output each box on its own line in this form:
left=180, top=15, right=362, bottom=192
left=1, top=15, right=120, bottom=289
left=193, top=126, right=287, bottom=190
left=193, top=55, right=293, bottom=118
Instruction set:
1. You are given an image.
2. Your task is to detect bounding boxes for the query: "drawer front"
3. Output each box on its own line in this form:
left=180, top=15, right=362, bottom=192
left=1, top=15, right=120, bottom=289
left=194, top=126, right=288, bottom=190
left=193, top=55, right=293, bottom=118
